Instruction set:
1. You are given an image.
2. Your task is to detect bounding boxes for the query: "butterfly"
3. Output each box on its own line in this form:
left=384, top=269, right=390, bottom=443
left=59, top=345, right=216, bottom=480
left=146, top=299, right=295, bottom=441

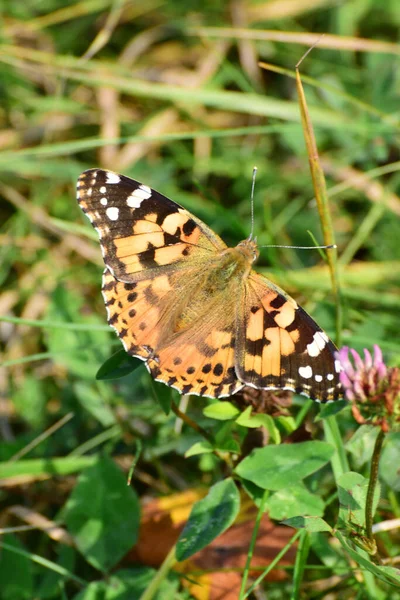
left=77, top=169, right=342, bottom=402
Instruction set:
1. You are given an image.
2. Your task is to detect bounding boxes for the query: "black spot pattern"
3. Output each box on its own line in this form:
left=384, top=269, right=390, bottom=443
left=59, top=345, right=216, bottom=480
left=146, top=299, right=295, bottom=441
left=182, top=219, right=197, bottom=236
left=76, top=168, right=217, bottom=281
left=270, top=295, right=286, bottom=309
left=213, top=363, right=223, bottom=376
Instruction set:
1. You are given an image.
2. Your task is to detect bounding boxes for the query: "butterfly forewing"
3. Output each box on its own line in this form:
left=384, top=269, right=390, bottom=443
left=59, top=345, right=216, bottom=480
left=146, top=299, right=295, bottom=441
left=77, top=169, right=225, bottom=281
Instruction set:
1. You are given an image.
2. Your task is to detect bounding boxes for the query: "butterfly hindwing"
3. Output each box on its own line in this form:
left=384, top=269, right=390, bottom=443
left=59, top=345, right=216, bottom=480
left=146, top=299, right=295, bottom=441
left=236, top=272, right=341, bottom=402
left=147, top=294, right=244, bottom=398
left=77, top=169, right=225, bottom=281
left=103, top=262, right=244, bottom=398
left=102, top=267, right=181, bottom=360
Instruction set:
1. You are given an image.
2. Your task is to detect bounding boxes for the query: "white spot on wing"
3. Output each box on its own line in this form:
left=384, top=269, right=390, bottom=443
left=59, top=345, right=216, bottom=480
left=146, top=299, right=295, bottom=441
left=327, top=373, right=334, bottom=381
left=106, top=206, right=119, bottom=220
left=126, top=186, right=152, bottom=208
left=307, top=331, right=327, bottom=357
left=106, top=172, right=121, bottom=184
left=335, top=359, right=342, bottom=373
left=315, top=374, right=323, bottom=382
left=307, top=340, right=320, bottom=358
left=100, top=186, right=106, bottom=193
left=127, top=195, right=142, bottom=208
left=139, top=184, right=151, bottom=196
left=100, top=197, right=108, bottom=206
left=298, top=365, right=313, bottom=379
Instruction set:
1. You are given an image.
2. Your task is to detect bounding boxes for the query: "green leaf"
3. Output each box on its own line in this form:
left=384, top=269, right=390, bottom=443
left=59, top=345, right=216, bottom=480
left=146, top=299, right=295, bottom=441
left=310, top=531, right=347, bottom=569
left=64, top=456, right=140, bottom=571
left=96, top=349, right=143, bottom=380
left=315, top=400, right=348, bottom=421
left=345, top=425, right=379, bottom=469
left=203, top=401, right=240, bottom=420
left=0, top=534, right=33, bottom=600
left=150, top=377, right=173, bottom=415
left=337, top=471, right=380, bottom=530
left=336, top=532, right=400, bottom=588
left=275, top=415, right=297, bottom=434
left=215, top=438, right=241, bottom=454
left=268, top=485, right=325, bottom=521
left=176, top=478, right=240, bottom=561
left=283, top=516, right=333, bottom=533
left=212, top=421, right=241, bottom=454
left=235, top=441, right=334, bottom=490
left=236, top=408, right=281, bottom=443
left=185, top=441, right=214, bottom=457
left=72, top=568, right=178, bottom=600
left=234, top=406, right=254, bottom=426
left=241, top=479, right=269, bottom=510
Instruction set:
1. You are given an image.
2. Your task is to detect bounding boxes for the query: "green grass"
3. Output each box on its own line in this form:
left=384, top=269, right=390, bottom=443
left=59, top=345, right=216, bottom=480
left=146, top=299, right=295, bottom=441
left=1, top=1, right=400, bottom=599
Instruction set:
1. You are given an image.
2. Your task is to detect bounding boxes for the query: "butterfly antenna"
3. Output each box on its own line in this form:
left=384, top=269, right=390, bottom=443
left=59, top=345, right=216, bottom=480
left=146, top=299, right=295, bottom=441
left=249, top=166, right=257, bottom=240
left=260, top=243, right=336, bottom=250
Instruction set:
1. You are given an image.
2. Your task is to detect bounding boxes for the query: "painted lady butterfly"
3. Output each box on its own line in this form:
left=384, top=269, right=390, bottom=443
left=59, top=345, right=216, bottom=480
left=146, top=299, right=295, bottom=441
left=77, top=169, right=341, bottom=402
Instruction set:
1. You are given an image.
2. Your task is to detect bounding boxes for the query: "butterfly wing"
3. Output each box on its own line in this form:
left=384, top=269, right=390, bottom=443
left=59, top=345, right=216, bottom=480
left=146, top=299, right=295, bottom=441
left=146, top=288, right=243, bottom=398
left=79, top=169, right=241, bottom=395
left=102, top=267, right=185, bottom=360
left=103, top=262, right=243, bottom=397
left=77, top=169, right=226, bottom=282
left=236, top=272, right=341, bottom=402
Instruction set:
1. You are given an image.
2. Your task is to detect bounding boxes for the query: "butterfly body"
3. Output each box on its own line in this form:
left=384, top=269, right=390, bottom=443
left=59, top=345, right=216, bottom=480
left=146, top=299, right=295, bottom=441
left=77, top=169, right=341, bottom=402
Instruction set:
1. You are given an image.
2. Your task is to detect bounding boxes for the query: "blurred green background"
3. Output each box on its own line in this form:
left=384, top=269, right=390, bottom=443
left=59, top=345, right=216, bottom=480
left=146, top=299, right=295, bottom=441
left=1, top=0, right=400, bottom=598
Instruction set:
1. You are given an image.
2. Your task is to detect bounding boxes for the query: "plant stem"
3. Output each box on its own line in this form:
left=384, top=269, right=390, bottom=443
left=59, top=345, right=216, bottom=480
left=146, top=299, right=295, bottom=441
left=365, top=429, right=385, bottom=558
left=170, top=401, right=214, bottom=444
left=170, top=402, right=237, bottom=468
left=239, top=490, right=269, bottom=599
left=243, top=530, right=302, bottom=598
left=139, top=544, right=177, bottom=600
left=295, top=64, right=342, bottom=346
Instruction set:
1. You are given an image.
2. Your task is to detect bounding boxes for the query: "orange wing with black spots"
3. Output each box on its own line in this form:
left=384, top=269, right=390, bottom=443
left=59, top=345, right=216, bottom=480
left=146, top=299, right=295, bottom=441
left=77, top=169, right=225, bottom=282
left=146, top=286, right=244, bottom=398
left=77, top=169, right=342, bottom=402
left=236, top=272, right=341, bottom=402
left=102, top=256, right=244, bottom=398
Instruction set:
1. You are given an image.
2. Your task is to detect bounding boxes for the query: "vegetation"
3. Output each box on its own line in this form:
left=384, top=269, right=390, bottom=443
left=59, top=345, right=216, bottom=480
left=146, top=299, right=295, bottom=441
left=1, top=1, right=400, bottom=598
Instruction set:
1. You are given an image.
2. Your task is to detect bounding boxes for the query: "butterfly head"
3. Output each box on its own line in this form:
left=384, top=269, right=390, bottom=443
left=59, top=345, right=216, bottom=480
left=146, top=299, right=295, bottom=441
left=236, top=238, right=259, bottom=265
